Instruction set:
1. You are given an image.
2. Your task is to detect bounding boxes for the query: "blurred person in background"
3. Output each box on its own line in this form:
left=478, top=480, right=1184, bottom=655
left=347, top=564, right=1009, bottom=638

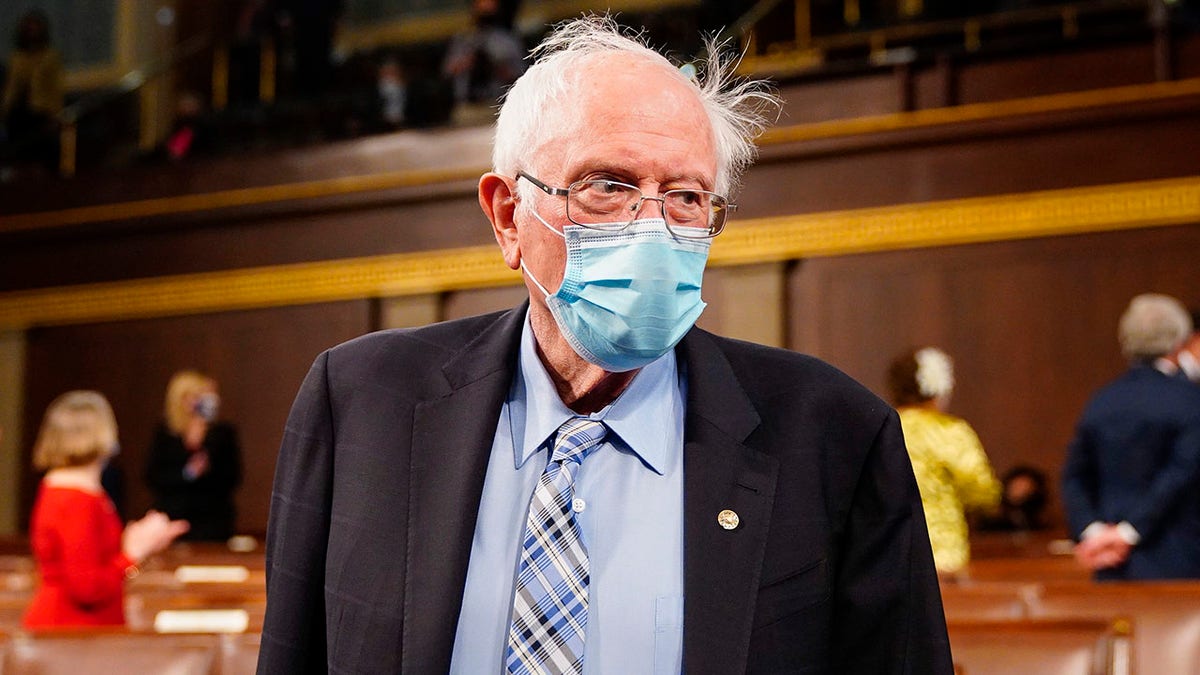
left=23, top=391, right=189, bottom=628
left=441, top=0, right=526, bottom=124
left=145, top=370, right=242, bottom=542
left=888, top=346, right=1001, bottom=576
left=1, top=9, right=63, bottom=174
left=159, top=90, right=215, bottom=161
left=278, top=0, right=344, bottom=101
left=1062, top=293, right=1200, bottom=580
left=374, top=55, right=407, bottom=131
left=977, top=464, right=1051, bottom=532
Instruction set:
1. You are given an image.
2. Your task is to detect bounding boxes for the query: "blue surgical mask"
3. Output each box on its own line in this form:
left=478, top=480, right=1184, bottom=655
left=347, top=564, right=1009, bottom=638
left=194, top=394, right=220, bottom=421
left=522, top=211, right=710, bottom=372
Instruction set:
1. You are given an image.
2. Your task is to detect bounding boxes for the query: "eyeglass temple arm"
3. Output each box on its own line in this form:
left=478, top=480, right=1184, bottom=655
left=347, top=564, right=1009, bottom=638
left=515, top=171, right=571, bottom=197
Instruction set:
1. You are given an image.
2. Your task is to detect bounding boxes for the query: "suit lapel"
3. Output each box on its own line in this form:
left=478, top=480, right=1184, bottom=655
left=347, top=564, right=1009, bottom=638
left=402, top=305, right=526, bottom=672
left=679, top=329, right=779, bottom=673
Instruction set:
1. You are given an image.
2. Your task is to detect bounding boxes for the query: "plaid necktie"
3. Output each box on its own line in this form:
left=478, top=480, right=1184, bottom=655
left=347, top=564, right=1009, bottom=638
left=506, top=417, right=607, bottom=675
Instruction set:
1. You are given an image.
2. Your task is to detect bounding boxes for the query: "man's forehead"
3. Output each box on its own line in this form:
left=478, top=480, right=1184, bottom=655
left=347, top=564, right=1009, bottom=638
left=559, top=53, right=708, bottom=130
left=518, top=49, right=716, bottom=182
left=573, top=50, right=686, bottom=86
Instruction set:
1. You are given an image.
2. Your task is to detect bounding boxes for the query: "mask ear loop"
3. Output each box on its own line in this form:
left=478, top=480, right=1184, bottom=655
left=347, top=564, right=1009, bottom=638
left=519, top=204, right=566, bottom=298
left=521, top=260, right=554, bottom=298
left=528, top=206, right=566, bottom=239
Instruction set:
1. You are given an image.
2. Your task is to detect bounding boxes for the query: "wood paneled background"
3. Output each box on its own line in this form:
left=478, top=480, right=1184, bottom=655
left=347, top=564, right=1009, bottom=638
left=2, top=33, right=1199, bottom=536
left=20, top=302, right=371, bottom=532
left=790, top=224, right=1200, bottom=520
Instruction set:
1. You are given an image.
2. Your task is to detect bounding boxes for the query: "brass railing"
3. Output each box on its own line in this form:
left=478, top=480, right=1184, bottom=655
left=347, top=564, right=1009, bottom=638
left=55, top=34, right=210, bottom=177
left=54, top=32, right=288, bottom=177
left=736, top=0, right=1172, bottom=77
left=46, top=0, right=1182, bottom=177
left=210, top=37, right=276, bottom=112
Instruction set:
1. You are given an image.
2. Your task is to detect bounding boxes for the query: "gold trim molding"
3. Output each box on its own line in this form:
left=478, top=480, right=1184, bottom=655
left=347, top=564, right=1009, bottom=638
left=0, top=247, right=519, bottom=330
left=2, top=176, right=1197, bottom=329
left=712, top=175, right=1200, bottom=265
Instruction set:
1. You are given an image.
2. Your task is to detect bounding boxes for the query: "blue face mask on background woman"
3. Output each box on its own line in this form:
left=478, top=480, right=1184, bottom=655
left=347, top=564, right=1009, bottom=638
left=523, top=211, right=711, bottom=372
left=193, top=393, right=220, bottom=421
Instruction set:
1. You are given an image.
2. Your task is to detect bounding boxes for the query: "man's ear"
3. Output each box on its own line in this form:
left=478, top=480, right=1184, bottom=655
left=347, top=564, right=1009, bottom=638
left=479, top=172, right=521, bottom=270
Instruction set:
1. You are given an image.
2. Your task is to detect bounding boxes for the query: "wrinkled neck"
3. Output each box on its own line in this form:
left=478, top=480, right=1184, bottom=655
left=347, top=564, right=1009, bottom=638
left=530, top=312, right=636, bottom=413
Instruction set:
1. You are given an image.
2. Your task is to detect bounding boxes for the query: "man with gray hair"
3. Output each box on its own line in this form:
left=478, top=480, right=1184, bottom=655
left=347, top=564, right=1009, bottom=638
left=259, top=16, right=951, bottom=673
left=1118, top=292, right=1194, bottom=365
left=1062, top=292, right=1200, bottom=580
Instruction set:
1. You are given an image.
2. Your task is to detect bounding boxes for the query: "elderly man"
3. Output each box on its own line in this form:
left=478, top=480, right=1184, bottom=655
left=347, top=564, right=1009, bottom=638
left=1062, top=293, right=1200, bottom=580
left=258, top=16, right=951, bottom=674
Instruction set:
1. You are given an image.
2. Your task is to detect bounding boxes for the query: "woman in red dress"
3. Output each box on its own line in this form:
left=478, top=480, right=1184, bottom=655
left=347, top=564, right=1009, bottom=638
left=23, top=390, right=190, bottom=628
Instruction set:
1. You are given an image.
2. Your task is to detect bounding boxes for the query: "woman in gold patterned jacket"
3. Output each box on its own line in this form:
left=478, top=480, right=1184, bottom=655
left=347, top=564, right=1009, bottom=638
left=887, top=347, right=1001, bottom=576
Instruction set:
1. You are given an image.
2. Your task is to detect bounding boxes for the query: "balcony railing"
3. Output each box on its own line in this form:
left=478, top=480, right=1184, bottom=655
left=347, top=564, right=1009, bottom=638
left=735, top=0, right=1182, bottom=77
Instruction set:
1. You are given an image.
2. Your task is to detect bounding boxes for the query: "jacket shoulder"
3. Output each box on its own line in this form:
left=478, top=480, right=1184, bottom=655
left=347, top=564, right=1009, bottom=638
left=324, top=309, right=509, bottom=368
left=703, top=333, right=892, bottom=424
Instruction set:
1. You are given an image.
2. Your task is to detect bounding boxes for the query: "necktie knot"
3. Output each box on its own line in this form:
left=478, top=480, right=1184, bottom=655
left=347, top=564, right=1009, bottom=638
left=551, top=417, right=607, bottom=465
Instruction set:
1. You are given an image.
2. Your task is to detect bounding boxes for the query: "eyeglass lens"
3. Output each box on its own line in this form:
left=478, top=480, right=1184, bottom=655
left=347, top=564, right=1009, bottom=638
left=567, top=180, right=725, bottom=235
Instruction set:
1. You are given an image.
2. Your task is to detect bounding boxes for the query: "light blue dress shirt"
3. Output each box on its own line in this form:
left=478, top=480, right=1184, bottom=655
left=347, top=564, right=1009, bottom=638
left=449, top=314, right=686, bottom=674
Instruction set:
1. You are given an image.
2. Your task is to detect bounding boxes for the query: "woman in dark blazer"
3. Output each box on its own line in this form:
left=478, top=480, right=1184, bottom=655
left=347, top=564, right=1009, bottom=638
left=145, top=370, right=242, bottom=541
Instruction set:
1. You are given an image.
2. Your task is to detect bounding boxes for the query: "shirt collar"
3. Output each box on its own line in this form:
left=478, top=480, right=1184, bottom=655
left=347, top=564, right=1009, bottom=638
left=510, top=311, right=680, bottom=475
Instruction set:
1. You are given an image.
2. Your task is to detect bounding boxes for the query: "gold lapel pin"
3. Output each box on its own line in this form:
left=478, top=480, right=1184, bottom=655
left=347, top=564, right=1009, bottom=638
left=717, top=509, right=740, bottom=530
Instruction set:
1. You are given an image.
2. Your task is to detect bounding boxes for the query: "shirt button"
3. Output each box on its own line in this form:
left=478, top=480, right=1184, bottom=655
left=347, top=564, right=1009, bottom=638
left=572, top=498, right=587, bottom=513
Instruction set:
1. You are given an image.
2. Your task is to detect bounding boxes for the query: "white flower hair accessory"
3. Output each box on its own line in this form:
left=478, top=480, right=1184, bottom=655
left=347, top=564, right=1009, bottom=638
left=915, top=347, right=955, bottom=399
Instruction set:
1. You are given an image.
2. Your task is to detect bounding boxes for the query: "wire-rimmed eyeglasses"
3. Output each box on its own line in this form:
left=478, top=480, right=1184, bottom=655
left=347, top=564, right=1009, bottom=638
left=516, top=171, right=733, bottom=239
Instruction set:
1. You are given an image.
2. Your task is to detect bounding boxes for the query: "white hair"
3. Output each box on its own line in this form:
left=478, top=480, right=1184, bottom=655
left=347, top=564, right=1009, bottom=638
left=492, top=15, right=780, bottom=201
left=1119, top=293, right=1193, bottom=360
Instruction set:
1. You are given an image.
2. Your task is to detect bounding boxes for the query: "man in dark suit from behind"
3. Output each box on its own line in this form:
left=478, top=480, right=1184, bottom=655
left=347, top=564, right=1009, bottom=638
left=1063, top=293, right=1200, bottom=580
left=258, top=15, right=952, bottom=674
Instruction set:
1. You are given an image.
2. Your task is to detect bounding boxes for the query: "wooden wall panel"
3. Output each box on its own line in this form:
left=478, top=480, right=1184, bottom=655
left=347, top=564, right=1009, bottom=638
left=0, top=191, right=491, bottom=293
left=777, top=73, right=902, bottom=125
left=953, top=44, right=1158, bottom=104
left=788, top=223, right=1200, bottom=525
left=0, top=332, right=25, bottom=535
left=741, top=109, right=1200, bottom=218
left=20, top=301, right=372, bottom=535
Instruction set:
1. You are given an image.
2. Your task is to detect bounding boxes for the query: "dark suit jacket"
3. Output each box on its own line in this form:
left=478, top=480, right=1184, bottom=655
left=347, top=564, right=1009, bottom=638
left=1061, top=364, right=1200, bottom=580
left=258, top=305, right=952, bottom=674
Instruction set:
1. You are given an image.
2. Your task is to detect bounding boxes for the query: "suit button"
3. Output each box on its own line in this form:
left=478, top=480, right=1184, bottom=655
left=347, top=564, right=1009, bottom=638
left=717, top=509, right=740, bottom=530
